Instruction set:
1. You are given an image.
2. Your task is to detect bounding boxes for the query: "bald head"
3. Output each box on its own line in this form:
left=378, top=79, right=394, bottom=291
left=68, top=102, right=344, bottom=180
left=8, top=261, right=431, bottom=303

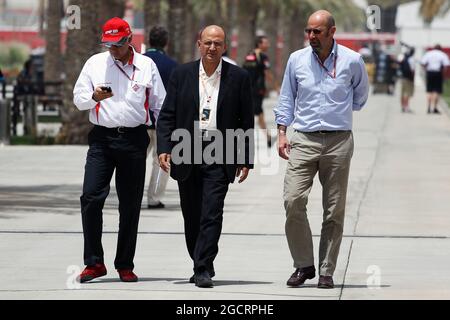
left=308, top=10, right=335, bottom=29
left=197, top=25, right=227, bottom=68
left=199, top=25, right=226, bottom=43
left=306, top=10, right=336, bottom=58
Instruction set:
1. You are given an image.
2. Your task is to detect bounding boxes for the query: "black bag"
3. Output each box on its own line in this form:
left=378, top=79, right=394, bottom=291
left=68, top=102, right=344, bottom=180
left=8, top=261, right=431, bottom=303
left=400, top=57, right=414, bottom=81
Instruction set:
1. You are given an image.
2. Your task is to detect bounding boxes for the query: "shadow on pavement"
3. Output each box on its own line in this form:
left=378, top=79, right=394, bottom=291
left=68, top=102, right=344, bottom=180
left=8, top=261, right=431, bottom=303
left=287, top=284, right=391, bottom=289
left=173, top=280, right=273, bottom=286
left=84, top=277, right=187, bottom=284
left=0, top=184, right=182, bottom=214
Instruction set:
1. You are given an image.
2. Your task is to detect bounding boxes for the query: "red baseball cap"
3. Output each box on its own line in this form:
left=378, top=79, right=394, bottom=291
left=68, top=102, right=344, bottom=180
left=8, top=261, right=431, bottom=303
left=101, top=17, right=131, bottom=44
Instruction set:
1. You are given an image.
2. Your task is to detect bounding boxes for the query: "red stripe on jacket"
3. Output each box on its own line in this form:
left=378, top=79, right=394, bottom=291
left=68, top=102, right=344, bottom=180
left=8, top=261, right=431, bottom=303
left=144, top=88, right=150, bottom=124
left=95, top=102, right=100, bottom=123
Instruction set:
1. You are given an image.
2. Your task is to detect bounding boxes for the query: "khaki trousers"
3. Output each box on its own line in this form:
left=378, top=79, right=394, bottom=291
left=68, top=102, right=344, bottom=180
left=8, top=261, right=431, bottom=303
left=284, top=131, right=353, bottom=276
left=146, top=129, right=169, bottom=205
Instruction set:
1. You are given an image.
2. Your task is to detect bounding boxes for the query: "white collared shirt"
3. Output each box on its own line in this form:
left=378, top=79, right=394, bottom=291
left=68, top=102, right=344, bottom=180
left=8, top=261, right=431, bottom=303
left=73, top=47, right=166, bottom=128
left=199, top=59, right=222, bottom=130
left=421, top=49, right=450, bottom=72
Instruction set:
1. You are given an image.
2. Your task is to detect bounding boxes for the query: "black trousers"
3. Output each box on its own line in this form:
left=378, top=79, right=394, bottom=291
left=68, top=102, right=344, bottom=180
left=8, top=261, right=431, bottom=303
left=426, top=71, right=443, bottom=94
left=177, top=163, right=229, bottom=275
left=80, top=125, right=149, bottom=270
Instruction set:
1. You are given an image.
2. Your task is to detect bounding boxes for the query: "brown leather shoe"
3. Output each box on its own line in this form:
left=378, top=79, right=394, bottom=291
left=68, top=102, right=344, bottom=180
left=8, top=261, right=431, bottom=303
left=286, top=266, right=316, bottom=287
left=318, top=275, right=334, bottom=289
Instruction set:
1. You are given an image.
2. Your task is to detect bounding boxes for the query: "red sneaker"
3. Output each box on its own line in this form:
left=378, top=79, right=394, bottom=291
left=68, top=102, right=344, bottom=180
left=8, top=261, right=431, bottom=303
left=117, top=269, right=138, bottom=282
left=78, top=264, right=107, bottom=283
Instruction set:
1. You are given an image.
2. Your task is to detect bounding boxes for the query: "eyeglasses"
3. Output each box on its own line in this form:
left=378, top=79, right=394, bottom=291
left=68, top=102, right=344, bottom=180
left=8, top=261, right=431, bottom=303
left=304, top=28, right=324, bottom=35
left=103, top=43, right=126, bottom=48
left=201, top=41, right=224, bottom=48
left=102, top=36, right=129, bottom=48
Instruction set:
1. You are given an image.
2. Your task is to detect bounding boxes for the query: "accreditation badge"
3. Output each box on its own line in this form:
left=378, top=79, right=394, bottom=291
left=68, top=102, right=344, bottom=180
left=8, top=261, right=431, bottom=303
left=132, top=83, right=140, bottom=92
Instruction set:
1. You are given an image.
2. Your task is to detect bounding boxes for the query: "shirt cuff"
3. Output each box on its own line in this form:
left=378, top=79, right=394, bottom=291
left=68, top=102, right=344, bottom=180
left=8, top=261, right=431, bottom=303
left=88, top=97, right=99, bottom=109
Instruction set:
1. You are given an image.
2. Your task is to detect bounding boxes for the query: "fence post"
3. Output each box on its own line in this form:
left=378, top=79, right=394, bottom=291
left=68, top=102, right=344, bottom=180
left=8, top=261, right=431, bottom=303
left=0, top=98, right=11, bottom=145
left=23, top=94, right=37, bottom=137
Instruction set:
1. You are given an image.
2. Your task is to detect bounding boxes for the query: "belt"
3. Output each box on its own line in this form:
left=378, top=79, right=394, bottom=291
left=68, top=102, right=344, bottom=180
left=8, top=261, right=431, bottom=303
left=95, top=124, right=145, bottom=134
left=295, top=130, right=350, bottom=134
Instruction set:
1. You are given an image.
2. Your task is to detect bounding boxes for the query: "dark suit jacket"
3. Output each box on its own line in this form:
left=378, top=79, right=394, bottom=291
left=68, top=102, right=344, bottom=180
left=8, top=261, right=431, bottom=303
left=144, top=49, right=177, bottom=129
left=156, top=59, right=254, bottom=183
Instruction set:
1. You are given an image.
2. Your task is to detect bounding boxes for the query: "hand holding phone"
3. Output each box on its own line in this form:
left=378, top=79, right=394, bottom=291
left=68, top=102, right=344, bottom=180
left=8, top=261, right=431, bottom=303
left=100, top=86, right=112, bottom=93
left=93, top=85, right=114, bottom=102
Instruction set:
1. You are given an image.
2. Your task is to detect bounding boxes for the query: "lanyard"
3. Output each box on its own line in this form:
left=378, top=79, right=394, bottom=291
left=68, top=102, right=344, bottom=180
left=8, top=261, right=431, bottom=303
left=147, top=48, right=164, bottom=54
left=314, top=53, right=337, bottom=79
left=114, top=62, right=136, bottom=82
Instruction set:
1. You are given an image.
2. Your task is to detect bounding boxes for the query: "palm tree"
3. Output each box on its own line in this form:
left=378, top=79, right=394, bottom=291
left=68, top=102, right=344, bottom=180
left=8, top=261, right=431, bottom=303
left=99, top=0, right=126, bottom=24
left=44, top=0, right=63, bottom=83
left=420, top=0, right=449, bottom=24
left=236, top=0, right=260, bottom=63
left=144, top=0, right=161, bottom=47
left=369, top=0, right=449, bottom=25
left=258, top=0, right=280, bottom=72
left=167, top=0, right=189, bottom=63
left=189, top=0, right=237, bottom=61
left=57, top=0, right=103, bottom=144
left=183, top=1, right=197, bottom=62
left=38, top=0, right=45, bottom=36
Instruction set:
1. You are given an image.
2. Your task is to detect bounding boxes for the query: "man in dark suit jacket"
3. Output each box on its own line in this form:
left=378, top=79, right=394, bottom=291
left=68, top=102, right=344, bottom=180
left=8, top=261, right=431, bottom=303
left=156, top=25, right=254, bottom=288
left=144, top=26, right=177, bottom=209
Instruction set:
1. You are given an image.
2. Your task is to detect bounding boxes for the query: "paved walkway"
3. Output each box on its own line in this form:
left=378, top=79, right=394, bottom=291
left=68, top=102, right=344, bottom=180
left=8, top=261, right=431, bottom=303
left=1, top=80, right=450, bottom=300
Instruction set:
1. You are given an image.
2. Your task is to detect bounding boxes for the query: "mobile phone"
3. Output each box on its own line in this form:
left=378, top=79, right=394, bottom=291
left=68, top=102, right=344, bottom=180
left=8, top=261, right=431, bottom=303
left=100, top=86, right=112, bottom=93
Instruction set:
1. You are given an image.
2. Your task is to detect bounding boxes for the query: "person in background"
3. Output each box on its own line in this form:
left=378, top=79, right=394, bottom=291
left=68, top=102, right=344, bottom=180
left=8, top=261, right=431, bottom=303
left=358, top=43, right=372, bottom=62
left=243, top=36, right=274, bottom=148
left=421, top=44, right=450, bottom=114
left=400, top=47, right=415, bottom=113
left=222, top=50, right=237, bottom=66
left=144, top=26, right=177, bottom=209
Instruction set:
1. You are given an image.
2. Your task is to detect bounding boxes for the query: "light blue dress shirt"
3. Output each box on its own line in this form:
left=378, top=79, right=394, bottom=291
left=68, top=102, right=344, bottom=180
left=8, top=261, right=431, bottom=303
left=274, top=40, right=369, bottom=132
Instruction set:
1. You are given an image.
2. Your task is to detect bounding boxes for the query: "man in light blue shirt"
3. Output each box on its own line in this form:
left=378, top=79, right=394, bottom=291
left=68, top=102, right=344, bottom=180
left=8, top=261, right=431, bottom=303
left=274, top=10, right=369, bottom=289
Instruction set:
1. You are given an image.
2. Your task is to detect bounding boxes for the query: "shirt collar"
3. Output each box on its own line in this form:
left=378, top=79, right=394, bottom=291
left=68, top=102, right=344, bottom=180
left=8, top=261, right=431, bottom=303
left=199, top=58, right=222, bottom=79
left=312, top=39, right=338, bottom=61
left=128, top=47, right=135, bottom=65
left=331, top=39, right=337, bottom=57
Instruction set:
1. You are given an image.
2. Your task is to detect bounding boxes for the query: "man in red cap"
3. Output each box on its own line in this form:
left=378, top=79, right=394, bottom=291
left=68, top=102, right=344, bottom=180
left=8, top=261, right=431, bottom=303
left=73, top=17, right=166, bottom=283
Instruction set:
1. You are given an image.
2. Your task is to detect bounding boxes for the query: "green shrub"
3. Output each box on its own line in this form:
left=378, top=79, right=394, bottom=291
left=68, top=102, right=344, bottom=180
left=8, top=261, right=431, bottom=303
left=0, top=42, right=30, bottom=76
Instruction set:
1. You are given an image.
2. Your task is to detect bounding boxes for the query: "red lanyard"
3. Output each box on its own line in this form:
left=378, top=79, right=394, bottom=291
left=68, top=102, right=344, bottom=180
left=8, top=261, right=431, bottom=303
left=314, top=53, right=337, bottom=79
left=115, top=62, right=136, bottom=82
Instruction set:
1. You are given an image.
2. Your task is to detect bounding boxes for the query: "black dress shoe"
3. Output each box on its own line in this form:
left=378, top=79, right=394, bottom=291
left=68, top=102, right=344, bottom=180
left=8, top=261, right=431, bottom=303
left=195, top=271, right=213, bottom=288
left=286, top=266, right=316, bottom=287
left=147, top=202, right=165, bottom=209
left=190, top=270, right=215, bottom=284
left=318, top=275, right=334, bottom=289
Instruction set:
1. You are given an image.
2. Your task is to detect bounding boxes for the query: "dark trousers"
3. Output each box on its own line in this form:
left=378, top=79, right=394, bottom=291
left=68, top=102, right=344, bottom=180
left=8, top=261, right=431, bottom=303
left=80, top=125, right=149, bottom=270
left=178, top=164, right=229, bottom=275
